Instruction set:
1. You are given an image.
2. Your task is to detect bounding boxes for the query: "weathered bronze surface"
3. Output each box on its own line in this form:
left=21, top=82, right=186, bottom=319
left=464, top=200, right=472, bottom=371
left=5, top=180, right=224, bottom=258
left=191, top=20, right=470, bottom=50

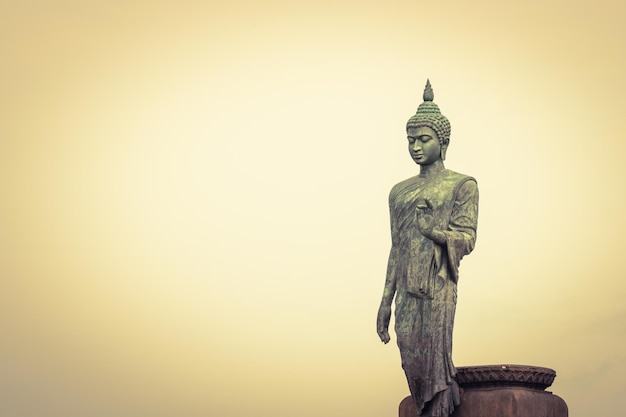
left=377, top=80, right=479, bottom=417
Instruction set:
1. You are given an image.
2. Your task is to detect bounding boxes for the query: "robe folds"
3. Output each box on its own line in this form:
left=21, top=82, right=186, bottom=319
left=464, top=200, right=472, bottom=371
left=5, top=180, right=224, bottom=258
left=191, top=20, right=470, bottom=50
left=386, top=169, right=478, bottom=417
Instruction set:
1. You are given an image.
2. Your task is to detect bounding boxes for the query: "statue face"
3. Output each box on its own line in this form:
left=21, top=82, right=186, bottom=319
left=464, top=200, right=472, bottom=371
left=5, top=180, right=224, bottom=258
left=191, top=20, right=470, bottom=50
left=407, top=126, right=442, bottom=165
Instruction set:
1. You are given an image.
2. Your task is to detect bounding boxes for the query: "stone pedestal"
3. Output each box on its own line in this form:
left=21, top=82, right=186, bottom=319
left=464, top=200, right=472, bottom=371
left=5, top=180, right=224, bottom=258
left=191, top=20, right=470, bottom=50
left=399, top=365, right=568, bottom=417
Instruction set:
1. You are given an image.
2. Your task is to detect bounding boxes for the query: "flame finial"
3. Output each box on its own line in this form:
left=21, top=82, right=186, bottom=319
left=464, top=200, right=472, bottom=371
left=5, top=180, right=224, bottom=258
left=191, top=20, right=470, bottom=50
left=423, top=79, right=434, bottom=102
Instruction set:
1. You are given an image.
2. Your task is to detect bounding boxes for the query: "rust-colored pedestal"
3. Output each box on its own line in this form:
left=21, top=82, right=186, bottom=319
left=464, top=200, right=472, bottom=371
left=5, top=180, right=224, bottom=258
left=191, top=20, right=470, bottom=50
left=399, top=365, right=568, bottom=417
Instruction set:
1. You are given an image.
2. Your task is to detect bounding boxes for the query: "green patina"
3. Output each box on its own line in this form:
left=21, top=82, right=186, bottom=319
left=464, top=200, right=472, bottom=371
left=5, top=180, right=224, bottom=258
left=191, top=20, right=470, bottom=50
left=377, top=80, right=479, bottom=417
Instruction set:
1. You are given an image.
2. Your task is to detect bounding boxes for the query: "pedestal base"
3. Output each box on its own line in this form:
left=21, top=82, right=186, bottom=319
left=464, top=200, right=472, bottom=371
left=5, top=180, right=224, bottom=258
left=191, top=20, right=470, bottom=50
left=399, top=365, right=568, bottom=417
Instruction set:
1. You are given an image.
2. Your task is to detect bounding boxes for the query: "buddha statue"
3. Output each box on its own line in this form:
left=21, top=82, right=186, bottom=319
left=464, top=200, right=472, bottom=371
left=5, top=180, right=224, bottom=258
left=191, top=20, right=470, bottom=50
left=377, top=80, right=479, bottom=417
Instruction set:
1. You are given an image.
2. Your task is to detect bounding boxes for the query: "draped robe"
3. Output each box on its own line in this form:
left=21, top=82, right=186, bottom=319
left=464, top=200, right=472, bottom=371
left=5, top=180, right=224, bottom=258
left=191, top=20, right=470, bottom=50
left=385, top=169, right=478, bottom=417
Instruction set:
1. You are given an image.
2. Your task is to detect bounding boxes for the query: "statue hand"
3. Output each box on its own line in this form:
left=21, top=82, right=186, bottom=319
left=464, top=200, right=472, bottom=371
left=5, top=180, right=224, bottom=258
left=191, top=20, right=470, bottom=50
left=377, top=305, right=391, bottom=344
left=416, top=198, right=436, bottom=239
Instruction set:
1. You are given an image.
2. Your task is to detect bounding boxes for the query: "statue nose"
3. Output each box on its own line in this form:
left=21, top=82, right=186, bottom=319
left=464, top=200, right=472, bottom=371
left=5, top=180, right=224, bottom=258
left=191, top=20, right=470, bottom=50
left=413, top=142, right=421, bottom=151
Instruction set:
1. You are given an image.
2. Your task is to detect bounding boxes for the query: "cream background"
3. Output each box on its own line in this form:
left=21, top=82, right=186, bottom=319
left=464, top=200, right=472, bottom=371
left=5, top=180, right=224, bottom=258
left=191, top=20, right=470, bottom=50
left=1, top=1, right=625, bottom=416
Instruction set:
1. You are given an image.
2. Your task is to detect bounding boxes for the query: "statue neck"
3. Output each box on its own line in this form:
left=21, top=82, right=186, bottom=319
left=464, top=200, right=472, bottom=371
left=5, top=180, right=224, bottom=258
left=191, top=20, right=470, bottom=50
left=419, top=159, right=445, bottom=178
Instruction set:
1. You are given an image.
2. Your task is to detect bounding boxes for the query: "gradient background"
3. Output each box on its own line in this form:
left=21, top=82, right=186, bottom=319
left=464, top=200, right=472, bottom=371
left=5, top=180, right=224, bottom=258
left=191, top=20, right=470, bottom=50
left=2, top=1, right=625, bottom=416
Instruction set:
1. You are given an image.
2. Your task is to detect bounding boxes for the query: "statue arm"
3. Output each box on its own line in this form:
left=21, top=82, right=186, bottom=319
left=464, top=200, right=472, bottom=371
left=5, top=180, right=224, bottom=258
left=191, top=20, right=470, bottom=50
left=377, top=191, right=399, bottom=344
left=440, top=179, right=479, bottom=282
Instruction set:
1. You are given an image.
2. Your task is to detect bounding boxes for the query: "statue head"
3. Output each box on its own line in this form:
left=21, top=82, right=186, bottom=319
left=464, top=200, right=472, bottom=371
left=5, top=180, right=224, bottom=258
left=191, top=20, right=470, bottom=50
left=406, top=80, right=451, bottom=161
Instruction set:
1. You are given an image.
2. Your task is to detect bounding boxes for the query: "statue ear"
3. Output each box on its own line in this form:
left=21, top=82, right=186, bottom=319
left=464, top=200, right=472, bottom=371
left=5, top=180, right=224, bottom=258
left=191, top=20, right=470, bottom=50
left=440, top=143, right=448, bottom=161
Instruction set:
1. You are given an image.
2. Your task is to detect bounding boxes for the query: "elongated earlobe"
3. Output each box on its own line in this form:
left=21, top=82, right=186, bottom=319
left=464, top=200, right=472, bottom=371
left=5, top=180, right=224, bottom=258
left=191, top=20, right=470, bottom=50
left=440, top=144, right=448, bottom=161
